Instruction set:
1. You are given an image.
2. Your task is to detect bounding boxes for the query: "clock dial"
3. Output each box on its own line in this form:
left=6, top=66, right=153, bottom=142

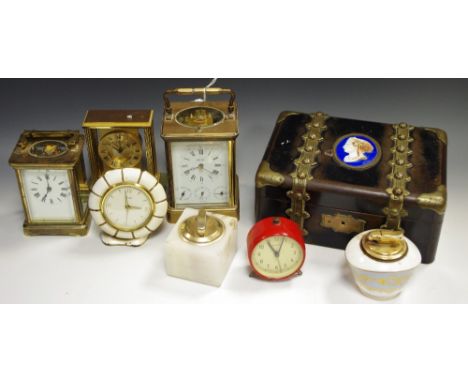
left=170, top=141, right=230, bottom=207
left=251, top=235, right=304, bottom=279
left=21, top=169, right=76, bottom=222
left=98, top=131, right=142, bottom=169
left=102, top=185, right=153, bottom=231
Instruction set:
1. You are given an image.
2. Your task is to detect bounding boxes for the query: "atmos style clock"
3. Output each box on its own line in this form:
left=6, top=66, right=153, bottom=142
left=88, top=168, right=167, bottom=247
left=161, top=87, right=239, bottom=223
left=247, top=217, right=306, bottom=280
left=8, top=130, right=91, bottom=236
left=82, top=110, right=158, bottom=183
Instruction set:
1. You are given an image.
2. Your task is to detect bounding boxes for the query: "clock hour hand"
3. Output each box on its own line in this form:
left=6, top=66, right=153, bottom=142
left=266, top=240, right=278, bottom=257
left=42, top=173, right=52, bottom=202
left=127, top=204, right=142, bottom=210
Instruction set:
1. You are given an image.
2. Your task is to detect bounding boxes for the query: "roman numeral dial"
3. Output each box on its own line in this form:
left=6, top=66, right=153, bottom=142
left=21, top=169, right=76, bottom=222
left=170, top=141, right=230, bottom=207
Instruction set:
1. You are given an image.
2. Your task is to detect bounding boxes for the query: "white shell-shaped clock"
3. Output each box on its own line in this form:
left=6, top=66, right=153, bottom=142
left=88, top=168, right=167, bottom=246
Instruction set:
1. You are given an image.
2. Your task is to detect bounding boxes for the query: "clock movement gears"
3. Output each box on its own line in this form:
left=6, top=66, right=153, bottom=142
left=98, top=131, right=142, bottom=169
left=88, top=168, right=167, bottom=246
left=175, top=106, right=225, bottom=129
left=29, top=140, right=69, bottom=158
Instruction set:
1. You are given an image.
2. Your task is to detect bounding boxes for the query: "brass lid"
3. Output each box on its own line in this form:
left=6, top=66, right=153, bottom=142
left=361, top=229, right=408, bottom=262
left=179, top=209, right=225, bottom=244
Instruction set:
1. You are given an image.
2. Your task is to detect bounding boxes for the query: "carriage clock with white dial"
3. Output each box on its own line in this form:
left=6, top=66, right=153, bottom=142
left=161, top=87, right=239, bottom=223
left=8, top=130, right=91, bottom=236
left=88, top=168, right=167, bottom=246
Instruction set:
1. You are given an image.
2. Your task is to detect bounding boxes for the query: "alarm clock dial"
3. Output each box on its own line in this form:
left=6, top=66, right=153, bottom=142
left=170, top=140, right=230, bottom=207
left=251, top=235, right=304, bottom=279
left=101, top=184, right=154, bottom=231
left=98, top=131, right=142, bottom=169
left=20, top=169, right=76, bottom=222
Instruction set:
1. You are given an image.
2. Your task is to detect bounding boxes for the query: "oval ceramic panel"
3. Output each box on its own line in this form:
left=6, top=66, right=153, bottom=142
left=333, top=133, right=381, bottom=170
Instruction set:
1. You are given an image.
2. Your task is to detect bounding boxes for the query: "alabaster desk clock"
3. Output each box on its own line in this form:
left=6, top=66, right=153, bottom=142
left=8, top=130, right=91, bottom=236
left=82, top=109, right=158, bottom=183
left=161, top=87, right=239, bottom=223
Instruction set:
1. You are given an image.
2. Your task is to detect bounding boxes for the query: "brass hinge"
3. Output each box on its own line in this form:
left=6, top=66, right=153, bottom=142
left=255, top=161, right=285, bottom=188
left=417, top=185, right=447, bottom=215
left=286, top=112, right=327, bottom=235
left=382, top=122, right=414, bottom=231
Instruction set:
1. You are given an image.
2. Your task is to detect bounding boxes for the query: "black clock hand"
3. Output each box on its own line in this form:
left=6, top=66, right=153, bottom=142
left=42, top=173, right=52, bottom=202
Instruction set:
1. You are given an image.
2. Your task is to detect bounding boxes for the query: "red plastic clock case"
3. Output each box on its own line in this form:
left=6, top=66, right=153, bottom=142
left=247, top=216, right=306, bottom=280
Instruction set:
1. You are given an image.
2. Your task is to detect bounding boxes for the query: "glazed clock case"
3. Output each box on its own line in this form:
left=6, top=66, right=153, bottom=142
left=255, top=112, right=447, bottom=264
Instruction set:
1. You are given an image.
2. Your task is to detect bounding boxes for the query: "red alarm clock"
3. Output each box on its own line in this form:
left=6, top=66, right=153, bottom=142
left=247, top=216, right=306, bottom=280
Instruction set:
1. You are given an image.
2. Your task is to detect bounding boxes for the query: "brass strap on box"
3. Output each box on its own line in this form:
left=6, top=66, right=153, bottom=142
left=286, top=112, right=327, bottom=235
left=382, top=122, right=414, bottom=231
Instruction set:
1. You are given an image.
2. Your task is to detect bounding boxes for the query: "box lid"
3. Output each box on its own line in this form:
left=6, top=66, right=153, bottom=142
left=256, top=112, right=447, bottom=221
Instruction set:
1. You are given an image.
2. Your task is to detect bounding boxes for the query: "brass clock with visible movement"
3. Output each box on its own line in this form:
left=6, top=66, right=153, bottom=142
left=161, top=87, right=239, bottom=223
left=8, top=130, right=91, bottom=236
left=82, top=110, right=157, bottom=183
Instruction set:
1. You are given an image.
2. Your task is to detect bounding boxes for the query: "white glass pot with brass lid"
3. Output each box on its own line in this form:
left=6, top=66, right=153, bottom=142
left=345, top=229, right=421, bottom=300
left=88, top=168, right=167, bottom=247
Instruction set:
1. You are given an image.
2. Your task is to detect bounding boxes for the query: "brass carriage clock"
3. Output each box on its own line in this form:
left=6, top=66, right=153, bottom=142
left=161, top=87, right=239, bottom=223
left=9, top=130, right=91, bottom=236
left=82, top=109, right=157, bottom=183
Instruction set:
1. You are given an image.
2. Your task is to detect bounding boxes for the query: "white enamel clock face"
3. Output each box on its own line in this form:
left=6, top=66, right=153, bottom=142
left=88, top=168, right=167, bottom=244
left=170, top=140, right=230, bottom=207
left=102, top=185, right=153, bottom=231
left=21, top=168, right=76, bottom=222
left=251, top=235, right=304, bottom=279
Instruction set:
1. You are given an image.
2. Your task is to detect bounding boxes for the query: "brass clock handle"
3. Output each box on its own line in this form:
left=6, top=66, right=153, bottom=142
left=163, top=87, right=236, bottom=115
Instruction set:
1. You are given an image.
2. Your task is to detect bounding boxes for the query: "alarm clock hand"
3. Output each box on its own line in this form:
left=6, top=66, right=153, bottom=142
left=266, top=240, right=277, bottom=256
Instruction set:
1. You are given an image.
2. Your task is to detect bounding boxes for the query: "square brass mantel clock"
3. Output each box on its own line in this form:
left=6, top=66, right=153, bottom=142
left=82, top=109, right=157, bottom=183
left=161, top=87, right=239, bottom=223
left=8, top=130, right=91, bottom=236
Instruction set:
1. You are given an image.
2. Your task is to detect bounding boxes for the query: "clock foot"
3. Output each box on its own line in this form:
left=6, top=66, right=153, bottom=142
left=100, top=233, right=148, bottom=247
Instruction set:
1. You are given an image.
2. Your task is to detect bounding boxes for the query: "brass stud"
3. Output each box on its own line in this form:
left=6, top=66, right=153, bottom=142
left=395, top=172, right=403, bottom=179
left=393, top=188, right=403, bottom=196
left=397, top=145, right=405, bottom=153
left=303, top=157, right=311, bottom=164
left=398, top=134, right=406, bottom=140
left=399, top=123, right=407, bottom=128
left=305, top=145, right=313, bottom=152
left=313, top=123, right=320, bottom=128
left=298, top=171, right=307, bottom=179
left=316, top=112, right=323, bottom=117
left=396, top=158, right=405, bottom=165
left=309, top=133, right=317, bottom=139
